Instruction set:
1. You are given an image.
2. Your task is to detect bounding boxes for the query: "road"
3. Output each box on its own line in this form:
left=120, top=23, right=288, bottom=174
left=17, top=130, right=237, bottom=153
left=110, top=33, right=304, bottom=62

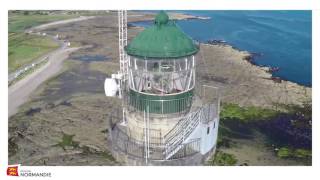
left=29, top=16, right=95, bottom=31
left=8, top=16, right=95, bottom=117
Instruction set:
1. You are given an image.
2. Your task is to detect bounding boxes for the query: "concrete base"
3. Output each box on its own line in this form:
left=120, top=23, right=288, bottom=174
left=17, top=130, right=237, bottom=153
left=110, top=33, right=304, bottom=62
left=107, top=134, right=216, bottom=166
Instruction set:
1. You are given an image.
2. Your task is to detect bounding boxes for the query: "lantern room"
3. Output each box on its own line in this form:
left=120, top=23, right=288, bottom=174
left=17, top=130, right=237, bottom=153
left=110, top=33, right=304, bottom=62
left=124, top=11, right=199, bottom=114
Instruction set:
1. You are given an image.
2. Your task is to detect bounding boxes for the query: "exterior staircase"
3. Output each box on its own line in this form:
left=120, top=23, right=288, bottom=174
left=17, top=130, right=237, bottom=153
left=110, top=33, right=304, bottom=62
left=163, top=107, right=202, bottom=160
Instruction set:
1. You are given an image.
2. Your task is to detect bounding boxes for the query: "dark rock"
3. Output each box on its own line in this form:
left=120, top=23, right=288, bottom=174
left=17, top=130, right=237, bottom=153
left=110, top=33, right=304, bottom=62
left=25, top=107, right=41, bottom=116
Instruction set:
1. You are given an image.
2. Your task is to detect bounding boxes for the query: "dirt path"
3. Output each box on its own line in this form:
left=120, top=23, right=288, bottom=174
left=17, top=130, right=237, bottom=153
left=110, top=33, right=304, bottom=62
left=28, top=16, right=95, bottom=31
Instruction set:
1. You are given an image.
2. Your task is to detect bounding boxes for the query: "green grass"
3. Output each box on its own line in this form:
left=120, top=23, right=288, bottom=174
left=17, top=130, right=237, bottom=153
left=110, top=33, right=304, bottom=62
left=9, top=12, right=78, bottom=33
left=8, top=33, right=59, bottom=73
left=207, top=151, right=238, bottom=166
left=54, top=133, right=79, bottom=150
left=220, top=103, right=279, bottom=122
left=8, top=11, right=79, bottom=73
left=277, top=147, right=311, bottom=160
left=8, top=58, right=49, bottom=87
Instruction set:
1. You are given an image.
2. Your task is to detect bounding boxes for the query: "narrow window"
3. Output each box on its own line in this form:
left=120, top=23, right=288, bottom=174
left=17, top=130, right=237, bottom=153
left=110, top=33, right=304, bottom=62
left=207, top=127, right=210, bottom=134
left=147, top=81, right=151, bottom=89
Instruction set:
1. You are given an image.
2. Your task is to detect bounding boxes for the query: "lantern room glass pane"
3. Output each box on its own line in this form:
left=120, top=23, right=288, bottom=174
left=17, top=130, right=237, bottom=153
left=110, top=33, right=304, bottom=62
left=129, top=56, right=195, bottom=95
left=147, top=61, right=160, bottom=72
left=136, top=59, right=145, bottom=70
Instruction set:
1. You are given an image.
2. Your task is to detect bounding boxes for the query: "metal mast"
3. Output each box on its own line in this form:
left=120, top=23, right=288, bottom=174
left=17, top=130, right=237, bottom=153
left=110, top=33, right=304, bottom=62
left=118, top=10, right=128, bottom=87
left=118, top=10, right=128, bottom=125
left=105, top=11, right=128, bottom=99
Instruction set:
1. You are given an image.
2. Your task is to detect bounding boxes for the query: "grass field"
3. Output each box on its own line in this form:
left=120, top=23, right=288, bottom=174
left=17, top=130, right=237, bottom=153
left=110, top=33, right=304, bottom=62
left=8, top=11, right=78, bottom=73
left=8, top=33, right=59, bottom=73
left=9, top=12, right=78, bottom=33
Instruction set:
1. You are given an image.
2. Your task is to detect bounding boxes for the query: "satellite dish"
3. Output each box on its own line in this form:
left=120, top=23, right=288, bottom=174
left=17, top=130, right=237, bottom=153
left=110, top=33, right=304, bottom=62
left=104, top=78, right=118, bottom=97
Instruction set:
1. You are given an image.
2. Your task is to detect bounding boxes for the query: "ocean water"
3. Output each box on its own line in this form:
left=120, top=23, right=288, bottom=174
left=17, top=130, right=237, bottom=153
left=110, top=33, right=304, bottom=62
left=131, top=11, right=312, bottom=86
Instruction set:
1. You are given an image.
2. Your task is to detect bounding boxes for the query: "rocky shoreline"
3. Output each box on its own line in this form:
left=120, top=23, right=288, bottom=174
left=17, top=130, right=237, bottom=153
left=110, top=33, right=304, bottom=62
left=128, top=14, right=311, bottom=109
left=198, top=42, right=311, bottom=108
left=8, top=11, right=311, bottom=166
left=205, top=40, right=284, bottom=84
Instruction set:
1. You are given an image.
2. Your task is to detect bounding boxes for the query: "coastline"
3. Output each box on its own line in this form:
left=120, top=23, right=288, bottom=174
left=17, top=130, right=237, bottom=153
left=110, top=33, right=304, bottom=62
left=128, top=12, right=311, bottom=88
left=199, top=42, right=311, bottom=108
left=8, top=11, right=311, bottom=166
left=127, top=16, right=311, bottom=109
left=127, top=11, right=210, bottom=23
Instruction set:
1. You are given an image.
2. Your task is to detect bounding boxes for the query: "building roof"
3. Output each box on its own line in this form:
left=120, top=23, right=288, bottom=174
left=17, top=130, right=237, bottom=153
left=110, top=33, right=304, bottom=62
left=125, top=11, right=199, bottom=59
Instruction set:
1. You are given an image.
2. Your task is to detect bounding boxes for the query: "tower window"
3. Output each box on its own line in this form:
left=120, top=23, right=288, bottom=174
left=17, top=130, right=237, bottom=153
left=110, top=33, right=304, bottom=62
left=207, top=127, right=210, bottom=134
left=147, top=81, right=151, bottom=89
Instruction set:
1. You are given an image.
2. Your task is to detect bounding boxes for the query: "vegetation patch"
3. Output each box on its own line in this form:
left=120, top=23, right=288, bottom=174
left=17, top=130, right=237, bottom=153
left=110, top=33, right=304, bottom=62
left=8, top=11, right=79, bottom=73
left=217, top=103, right=278, bottom=141
left=257, top=102, right=312, bottom=149
left=88, top=61, right=119, bottom=75
left=277, top=147, right=311, bottom=160
left=54, top=133, right=79, bottom=150
left=207, top=151, right=238, bottom=166
left=217, top=102, right=312, bottom=165
left=217, top=136, right=233, bottom=148
left=9, top=11, right=78, bottom=33
left=278, top=102, right=312, bottom=129
left=9, top=33, right=58, bottom=73
left=8, top=137, right=19, bottom=157
left=9, top=58, right=49, bottom=86
left=220, top=103, right=279, bottom=123
left=80, top=145, right=117, bottom=163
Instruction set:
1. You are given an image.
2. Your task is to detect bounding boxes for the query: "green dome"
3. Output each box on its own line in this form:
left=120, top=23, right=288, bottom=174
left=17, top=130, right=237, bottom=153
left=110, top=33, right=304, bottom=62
left=155, top=11, right=169, bottom=25
left=125, top=11, right=199, bottom=59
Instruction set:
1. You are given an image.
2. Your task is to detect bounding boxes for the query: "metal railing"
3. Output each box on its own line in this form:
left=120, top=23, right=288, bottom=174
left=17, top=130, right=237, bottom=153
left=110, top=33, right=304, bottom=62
left=164, top=108, right=201, bottom=155
left=162, top=85, right=220, bottom=159
left=110, top=124, right=201, bottom=161
left=163, top=106, right=206, bottom=159
left=169, top=138, right=200, bottom=160
left=125, top=94, right=193, bottom=115
left=110, top=84, right=220, bottom=161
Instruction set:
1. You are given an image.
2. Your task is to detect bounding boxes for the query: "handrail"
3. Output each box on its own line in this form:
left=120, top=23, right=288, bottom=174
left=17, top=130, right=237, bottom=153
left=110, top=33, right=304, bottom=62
left=163, top=107, right=201, bottom=159
left=112, top=84, right=220, bottom=161
left=111, top=124, right=201, bottom=161
left=163, top=100, right=219, bottom=159
left=130, top=67, right=193, bottom=74
left=126, top=93, right=193, bottom=115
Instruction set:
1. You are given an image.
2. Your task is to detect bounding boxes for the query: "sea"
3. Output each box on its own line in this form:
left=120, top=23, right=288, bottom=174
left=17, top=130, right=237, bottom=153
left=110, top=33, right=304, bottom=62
left=131, top=11, right=312, bottom=87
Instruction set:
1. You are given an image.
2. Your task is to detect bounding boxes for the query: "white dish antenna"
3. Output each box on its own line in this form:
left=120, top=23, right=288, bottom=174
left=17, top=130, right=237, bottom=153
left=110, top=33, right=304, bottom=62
left=104, top=78, right=119, bottom=97
left=104, top=10, right=127, bottom=99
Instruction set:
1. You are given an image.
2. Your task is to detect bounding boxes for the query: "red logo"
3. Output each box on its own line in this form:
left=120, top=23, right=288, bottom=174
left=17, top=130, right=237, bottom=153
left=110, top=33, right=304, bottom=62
left=7, top=166, right=19, bottom=176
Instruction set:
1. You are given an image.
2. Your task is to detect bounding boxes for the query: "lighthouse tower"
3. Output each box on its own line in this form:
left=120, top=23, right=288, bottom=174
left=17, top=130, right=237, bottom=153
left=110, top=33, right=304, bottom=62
left=107, top=11, right=220, bottom=165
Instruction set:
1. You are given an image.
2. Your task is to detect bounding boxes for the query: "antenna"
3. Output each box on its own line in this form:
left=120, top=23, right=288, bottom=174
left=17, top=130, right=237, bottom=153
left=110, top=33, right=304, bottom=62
left=105, top=10, right=128, bottom=99
left=118, top=10, right=128, bottom=85
left=118, top=10, right=128, bottom=125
